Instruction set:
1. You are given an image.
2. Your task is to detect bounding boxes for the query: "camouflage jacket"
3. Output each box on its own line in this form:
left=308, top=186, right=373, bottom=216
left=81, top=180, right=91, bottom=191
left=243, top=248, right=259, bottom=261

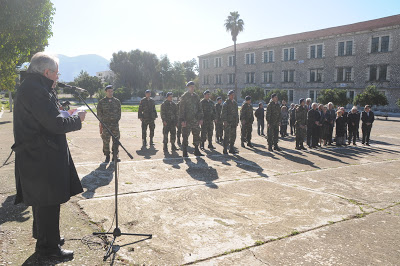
left=221, top=99, right=239, bottom=125
left=295, top=105, right=307, bottom=126
left=215, top=103, right=223, bottom=121
left=138, top=97, right=157, bottom=121
left=179, top=91, right=203, bottom=122
left=200, top=98, right=216, bottom=121
left=240, top=102, right=254, bottom=123
left=266, top=99, right=281, bottom=125
left=160, top=100, right=178, bottom=123
left=97, top=96, right=121, bottom=124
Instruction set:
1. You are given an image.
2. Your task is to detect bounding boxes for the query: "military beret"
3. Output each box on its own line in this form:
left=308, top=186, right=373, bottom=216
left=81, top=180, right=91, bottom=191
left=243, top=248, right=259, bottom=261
left=105, top=85, right=113, bottom=91
left=203, top=90, right=210, bottom=95
left=245, top=95, right=251, bottom=101
left=216, top=96, right=222, bottom=100
left=166, top=92, right=173, bottom=97
left=299, top=98, right=305, bottom=104
left=186, top=81, right=195, bottom=87
left=145, top=89, right=151, bottom=94
left=228, top=90, right=235, bottom=95
left=271, top=93, right=277, bottom=99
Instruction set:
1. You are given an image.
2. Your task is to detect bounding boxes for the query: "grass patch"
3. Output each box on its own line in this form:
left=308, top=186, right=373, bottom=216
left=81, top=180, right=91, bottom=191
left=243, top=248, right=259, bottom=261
left=290, top=229, right=300, bottom=236
left=254, top=240, right=264, bottom=246
left=328, top=221, right=335, bottom=224
left=125, top=182, right=133, bottom=185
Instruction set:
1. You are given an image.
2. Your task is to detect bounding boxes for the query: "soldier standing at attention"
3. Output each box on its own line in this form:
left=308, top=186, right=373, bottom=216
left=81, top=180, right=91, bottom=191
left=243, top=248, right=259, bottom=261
left=176, top=101, right=182, bottom=146
left=295, top=98, right=307, bottom=150
left=200, top=90, right=216, bottom=150
left=266, top=93, right=282, bottom=151
left=161, top=92, right=178, bottom=152
left=179, top=81, right=204, bottom=157
left=138, top=89, right=157, bottom=147
left=240, top=95, right=254, bottom=148
left=221, top=90, right=239, bottom=154
left=97, top=85, right=121, bottom=162
left=215, top=97, right=223, bottom=143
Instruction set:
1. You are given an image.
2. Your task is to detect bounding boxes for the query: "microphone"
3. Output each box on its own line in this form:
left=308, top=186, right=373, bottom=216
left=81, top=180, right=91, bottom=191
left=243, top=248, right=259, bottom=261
left=58, top=83, right=88, bottom=93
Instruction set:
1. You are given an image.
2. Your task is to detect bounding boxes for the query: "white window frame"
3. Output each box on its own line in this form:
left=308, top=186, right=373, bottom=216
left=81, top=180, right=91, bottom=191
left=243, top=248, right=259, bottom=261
left=370, top=35, right=391, bottom=53
left=263, top=50, right=274, bottom=63
left=245, top=53, right=255, bottom=65
left=228, top=55, right=235, bottom=67
left=202, top=59, right=209, bottom=69
left=215, top=57, right=222, bottom=68
left=245, top=72, right=255, bottom=84
left=309, top=69, right=323, bottom=82
left=215, top=74, right=222, bottom=84
left=309, top=43, right=324, bottom=59
left=263, top=71, right=273, bottom=83
left=282, top=47, right=295, bottom=61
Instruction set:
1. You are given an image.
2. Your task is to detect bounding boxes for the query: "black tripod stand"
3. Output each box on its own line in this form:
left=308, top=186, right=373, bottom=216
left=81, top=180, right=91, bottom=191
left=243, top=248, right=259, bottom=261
left=74, top=91, right=152, bottom=261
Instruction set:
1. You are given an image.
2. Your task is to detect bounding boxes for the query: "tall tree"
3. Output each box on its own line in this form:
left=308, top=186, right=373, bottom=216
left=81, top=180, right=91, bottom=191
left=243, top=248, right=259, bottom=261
left=224, top=11, right=244, bottom=92
left=0, top=0, right=55, bottom=111
left=73, top=70, right=102, bottom=98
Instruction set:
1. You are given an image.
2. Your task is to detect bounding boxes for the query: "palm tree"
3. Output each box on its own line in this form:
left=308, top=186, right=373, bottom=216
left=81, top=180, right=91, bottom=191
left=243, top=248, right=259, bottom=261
left=224, top=11, right=244, bottom=92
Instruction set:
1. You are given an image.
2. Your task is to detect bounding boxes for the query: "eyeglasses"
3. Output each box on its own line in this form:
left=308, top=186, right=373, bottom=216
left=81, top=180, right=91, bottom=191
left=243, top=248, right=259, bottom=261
left=50, top=70, right=61, bottom=76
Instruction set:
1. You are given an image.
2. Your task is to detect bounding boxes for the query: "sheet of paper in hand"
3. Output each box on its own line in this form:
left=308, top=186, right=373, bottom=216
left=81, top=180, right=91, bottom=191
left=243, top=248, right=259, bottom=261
left=59, top=106, right=89, bottom=118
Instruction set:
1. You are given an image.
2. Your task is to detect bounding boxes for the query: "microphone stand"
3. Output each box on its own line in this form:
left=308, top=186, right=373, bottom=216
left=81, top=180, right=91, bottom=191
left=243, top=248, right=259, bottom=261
left=73, top=91, right=152, bottom=261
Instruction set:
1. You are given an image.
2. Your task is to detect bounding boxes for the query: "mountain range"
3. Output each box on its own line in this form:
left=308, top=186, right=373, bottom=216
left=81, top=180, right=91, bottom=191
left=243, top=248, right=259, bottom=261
left=57, top=54, right=110, bottom=82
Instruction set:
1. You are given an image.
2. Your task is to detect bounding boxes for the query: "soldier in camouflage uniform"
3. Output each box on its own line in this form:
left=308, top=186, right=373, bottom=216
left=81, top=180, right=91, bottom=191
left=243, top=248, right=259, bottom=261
left=221, top=90, right=239, bottom=154
left=200, top=90, right=216, bottom=150
left=266, top=93, right=282, bottom=151
left=215, top=97, right=223, bottom=143
left=138, top=89, right=158, bottom=146
left=295, top=98, right=308, bottom=150
left=97, top=85, right=121, bottom=162
left=160, top=92, right=178, bottom=152
left=179, top=81, right=204, bottom=157
left=176, top=101, right=182, bottom=146
left=240, top=95, right=254, bottom=148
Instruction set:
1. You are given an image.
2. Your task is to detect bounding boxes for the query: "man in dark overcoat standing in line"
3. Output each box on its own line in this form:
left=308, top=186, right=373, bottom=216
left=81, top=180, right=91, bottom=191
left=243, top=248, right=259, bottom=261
left=12, top=52, right=86, bottom=260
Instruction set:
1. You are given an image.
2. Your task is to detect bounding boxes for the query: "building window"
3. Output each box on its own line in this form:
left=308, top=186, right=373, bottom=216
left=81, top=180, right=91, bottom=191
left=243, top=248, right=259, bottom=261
left=263, top=71, right=273, bottom=83
left=309, top=90, right=320, bottom=103
left=310, top=44, right=323, bottom=58
left=228, top=55, right=235, bottom=66
left=215, top=74, right=222, bottom=84
left=286, top=89, right=294, bottom=102
left=283, top=70, right=295, bottom=82
left=337, top=67, right=353, bottom=82
left=283, top=48, right=295, bottom=61
left=348, top=90, right=355, bottom=103
left=371, top=36, right=390, bottom=53
left=263, top=50, right=274, bottom=63
left=203, top=75, right=209, bottom=85
left=202, top=59, right=209, bottom=69
left=245, top=72, right=255, bottom=84
left=338, top=41, right=353, bottom=56
left=369, top=65, right=388, bottom=81
left=245, top=53, right=255, bottom=64
left=228, top=73, right=235, bottom=84
left=215, top=57, right=222, bottom=68
left=310, top=69, right=323, bottom=82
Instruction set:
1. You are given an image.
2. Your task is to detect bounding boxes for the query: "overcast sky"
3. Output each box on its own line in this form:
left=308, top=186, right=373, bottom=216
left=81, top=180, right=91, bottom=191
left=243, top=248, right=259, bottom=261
left=45, top=0, right=400, bottom=63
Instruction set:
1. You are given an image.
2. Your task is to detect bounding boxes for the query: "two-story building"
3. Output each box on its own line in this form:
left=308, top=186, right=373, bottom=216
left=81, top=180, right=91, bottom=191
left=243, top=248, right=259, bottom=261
left=198, top=15, right=400, bottom=110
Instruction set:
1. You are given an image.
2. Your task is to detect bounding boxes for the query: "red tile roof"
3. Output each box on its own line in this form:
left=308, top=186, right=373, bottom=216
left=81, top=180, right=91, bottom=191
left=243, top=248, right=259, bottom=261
left=200, top=14, right=400, bottom=57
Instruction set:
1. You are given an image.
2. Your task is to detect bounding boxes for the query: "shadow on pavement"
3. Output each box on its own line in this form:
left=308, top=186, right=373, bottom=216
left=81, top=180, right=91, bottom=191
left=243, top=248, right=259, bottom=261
left=22, top=252, right=73, bottom=265
left=185, top=157, right=219, bottom=189
left=135, top=145, right=158, bottom=159
left=81, top=163, right=114, bottom=199
left=0, top=194, right=30, bottom=226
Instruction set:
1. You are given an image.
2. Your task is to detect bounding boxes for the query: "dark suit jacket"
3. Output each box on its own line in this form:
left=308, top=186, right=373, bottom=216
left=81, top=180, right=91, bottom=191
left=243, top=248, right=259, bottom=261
left=361, top=111, right=374, bottom=126
left=13, top=73, right=83, bottom=206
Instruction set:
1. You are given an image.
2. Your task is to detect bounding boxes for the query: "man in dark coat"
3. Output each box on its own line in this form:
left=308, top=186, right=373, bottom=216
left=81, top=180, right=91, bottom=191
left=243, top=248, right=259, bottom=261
left=361, top=105, right=375, bottom=146
left=215, top=97, right=224, bottom=143
left=347, top=106, right=360, bottom=145
left=254, top=102, right=265, bottom=136
left=12, top=52, right=86, bottom=259
left=307, top=103, right=320, bottom=148
left=240, top=96, right=254, bottom=148
left=266, top=94, right=282, bottom=151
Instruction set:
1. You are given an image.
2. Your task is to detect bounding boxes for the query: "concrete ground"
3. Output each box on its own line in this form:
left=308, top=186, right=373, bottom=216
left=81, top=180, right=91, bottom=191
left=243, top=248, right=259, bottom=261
left=0, top=109, right=399, bottom=265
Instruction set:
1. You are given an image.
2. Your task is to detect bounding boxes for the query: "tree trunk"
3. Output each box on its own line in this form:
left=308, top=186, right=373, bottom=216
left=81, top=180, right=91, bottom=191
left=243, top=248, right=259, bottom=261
left=8, top=90, right=13, bottom=112
left=234, top=40, right=237, bottom=92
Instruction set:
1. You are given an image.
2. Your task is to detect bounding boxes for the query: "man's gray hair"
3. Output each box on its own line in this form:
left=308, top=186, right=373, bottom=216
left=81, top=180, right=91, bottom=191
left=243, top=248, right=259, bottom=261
left=312, top=102, right=318, bottom=108
left=306, top=98, right=312, bottom=103
left=27, top=52, right=59, bottom=74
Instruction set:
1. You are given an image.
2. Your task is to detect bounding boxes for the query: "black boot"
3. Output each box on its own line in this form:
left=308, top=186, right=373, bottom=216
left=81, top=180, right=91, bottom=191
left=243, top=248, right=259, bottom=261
left=268, top=145, right=273, bottom=152
left=163, top=143, right=168, bottom=152
left=150, top=137, right=154, bottom=145
left=274, top=145, right=282, bottom=151
left=105, top=154, right=110, bottom=163
left=229, top=144, right=237, bottom=154
left=241, top=141, right=245, bottom=148
left=247, top=142, right=254, bottom=148
left=300, top=143, right=307, bottom=150
left=177, top=138, right=181, bottom=146
left=208, top=141, right=215, bottom=149
left=194, top=145, right=204, bottom=156
left=295, top=140, right=301, bottom=150
left=223, top=146, right=228, bottom=154
left=200, top=141, right=205, bottom=150
left=171, top=143, right=178, bottom=150
left=142, top=139, right=147, bottom=147
left=182, top=146, right=188, bottom=157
